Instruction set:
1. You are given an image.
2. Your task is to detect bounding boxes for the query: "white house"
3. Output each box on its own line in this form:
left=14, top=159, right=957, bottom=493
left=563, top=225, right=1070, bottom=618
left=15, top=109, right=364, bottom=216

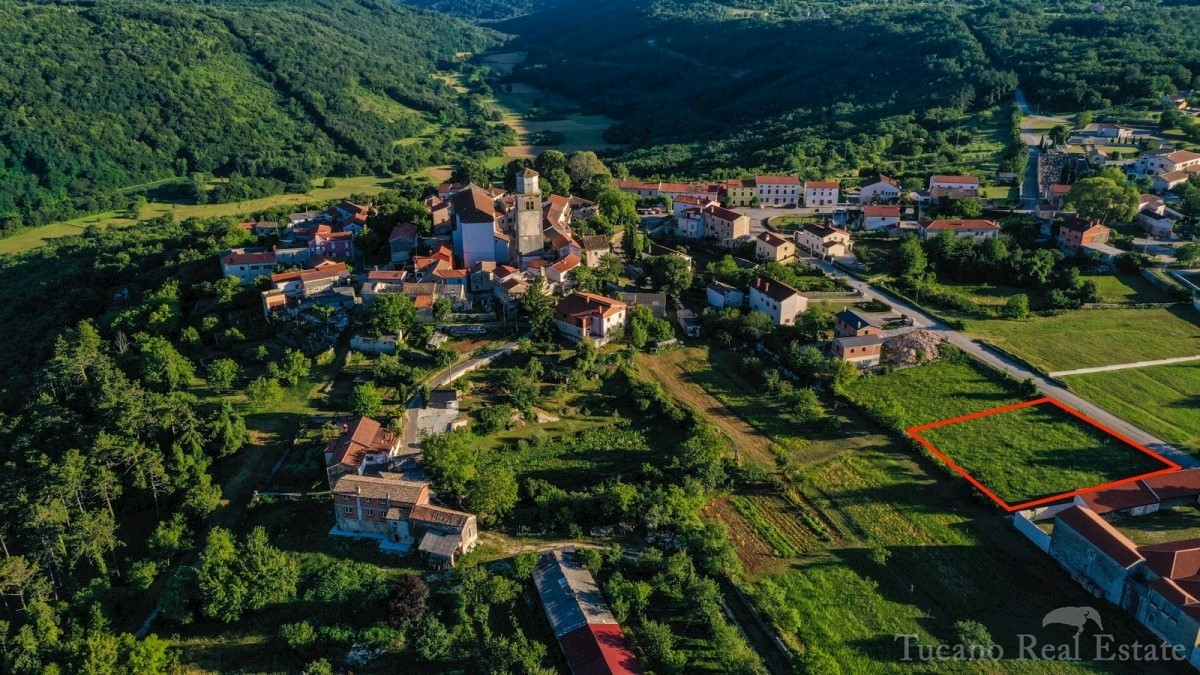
left=220, top=247, right=277, bottom=284
left=858, top=175, right=902, bottom=204
left=860, top=205, right=901, bottom=231
left=749, top=277, right=808, bottom=326
left=796, top=223, right=853, bottom=258
left=803, top=181, right=840, bottom=208
left=754, top=175, right=801, bottom=206
left=450, top=185, right=501, bottom=268
left=755, top=231, right=795, bottom=261
left=928, top=175, right=980, bottom=195
left=553, top=292, right=627, bottom=346
left=707, top=281, right=744, bottom=309
left=918, top=219, right=999, bottom=242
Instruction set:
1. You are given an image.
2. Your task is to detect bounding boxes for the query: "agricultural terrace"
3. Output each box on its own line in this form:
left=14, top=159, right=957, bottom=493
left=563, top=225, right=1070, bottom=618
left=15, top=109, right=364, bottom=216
left=1064, top=363, right=1200, bottom=454
left=912, top=399, right=1174, bottom=507
left=963, top=307, right=1200, bottom=373
left=636, top=347, right=1163, bottom=672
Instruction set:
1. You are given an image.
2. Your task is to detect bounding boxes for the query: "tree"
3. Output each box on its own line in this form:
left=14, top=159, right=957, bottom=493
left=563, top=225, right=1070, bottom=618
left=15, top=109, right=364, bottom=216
left=637, top=619, right=687, bottom=674
left=410, top=616, right=452, bottom=661
left=451, top=159, right=491, bottom=187
left=269, top=349, right=311, bottom=387
left=466, top=464, right=519, bottom=524
left=247, top=376, right=283, bottom=411
left=944, top=197, right=982, bottom=218
left=432, top=297, right=452, bottom=322
left=566, top=151, right=611, bottom=196
left=364, top=292, right=416, bottom=337
left=1003, top=293, right=1030, bottom=319
left=517, top=276, right=555, bottom=341
left=422, top=429, right=479, bottom=495
left=279, top=621, right=318, bottom=652
left=895, top=235, right=928, bottom=283
left=953, top=619, right=995, bottom=655
left=195, top=528, right=248, bottom=623
left=208, top=400, right=248, bottom=457
left=534, top=149, right=572, bottom=195
left=349, top=382, right=384, bottom=417
left=136, top=334, right=195, bottom=391
left=1177, top=242, right=1200, bottom=265
left=1067, top=173, right=1139, bottom=223
left=386, top=574, right=430, bottom=628
left=621, top=225, right=646, bottom=261
left=206, top=358, right=240, bottom=391
left=647, top=254, right=694, bottom=297
left=239, top=526, right=298, bottom=612
left=597, top=188, right=639, bottom=228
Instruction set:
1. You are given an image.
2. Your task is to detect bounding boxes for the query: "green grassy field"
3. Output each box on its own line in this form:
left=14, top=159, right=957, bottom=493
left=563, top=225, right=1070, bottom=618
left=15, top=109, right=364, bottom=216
left=1085, top=272, right=1177, bottom=304
left=916, top=402, right=1169, bottom=504
left=1065, top=363, right=1200, bottom=453
left=964, top=307, right=1200, bottom=372
left=637, top=348, right=1164, bottom=672
left=843, top=358, right=1022, bottom=429
left=0, top=175, right=396, bottom=256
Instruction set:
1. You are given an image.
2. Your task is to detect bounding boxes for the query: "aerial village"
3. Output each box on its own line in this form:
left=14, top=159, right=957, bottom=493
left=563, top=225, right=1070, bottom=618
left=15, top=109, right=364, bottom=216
left=212, top=112, right=1200, bottom=669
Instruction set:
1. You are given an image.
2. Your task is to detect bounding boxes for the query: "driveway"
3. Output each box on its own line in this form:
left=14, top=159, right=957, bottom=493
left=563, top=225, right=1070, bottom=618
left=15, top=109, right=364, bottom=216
left=400, top=339, right=522, bottom=454
left=807, top=255, right=1198, bottom=468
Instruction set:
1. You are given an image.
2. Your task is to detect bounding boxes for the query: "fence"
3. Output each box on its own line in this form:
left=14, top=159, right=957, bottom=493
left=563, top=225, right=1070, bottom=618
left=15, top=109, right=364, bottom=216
left=1012, top=511, right=1052, bottom=553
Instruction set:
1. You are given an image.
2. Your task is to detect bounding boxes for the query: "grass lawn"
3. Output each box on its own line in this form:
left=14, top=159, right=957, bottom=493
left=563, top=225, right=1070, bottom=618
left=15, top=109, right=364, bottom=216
left=1065, top=363, right=1200, bottom=453
left=1111, top=506, right=1200, bottom=546
left=964, top=307, right=1200, bottom=372
left=842, top=358, right=1022, bottom=430
left=915, top=401, right=1171, bottom=504
left=1085, top=272, right=1177, bottom=304
left=0, top=175, right=395, bottom=256
left=768, top=215, right=820, bottom=233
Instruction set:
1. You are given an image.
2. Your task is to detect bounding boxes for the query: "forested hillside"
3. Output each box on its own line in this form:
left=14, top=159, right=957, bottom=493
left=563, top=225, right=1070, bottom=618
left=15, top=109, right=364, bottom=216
left=0, top=0, right=498, bottom=231
left=486, top=0, right=1200, bottom=179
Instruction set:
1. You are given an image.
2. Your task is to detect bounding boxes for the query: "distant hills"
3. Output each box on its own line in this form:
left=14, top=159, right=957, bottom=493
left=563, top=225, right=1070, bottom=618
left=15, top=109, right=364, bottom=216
left=0, top=0, right=497, bottom=229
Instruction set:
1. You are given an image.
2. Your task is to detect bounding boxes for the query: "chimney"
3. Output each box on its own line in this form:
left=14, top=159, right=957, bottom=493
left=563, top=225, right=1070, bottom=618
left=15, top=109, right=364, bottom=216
left=342, top=422, right=349, bottom=433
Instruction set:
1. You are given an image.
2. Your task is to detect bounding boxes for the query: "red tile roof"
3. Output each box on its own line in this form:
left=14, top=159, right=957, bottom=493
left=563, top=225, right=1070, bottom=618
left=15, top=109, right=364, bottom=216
left=1141, top=539, right=1200, bottom=580
left=389, top=223, right=419, bottom=242
left=756, top=231, right=789, bottom=247
left=862, top=174, right=900, bottom=189
left=325, top=417, right=398, bottom=469
left=1056, top=506, right=1144, bottom=568
left=703, top=205, right=745, bottom=222
left=1079, top=481, right=1159, bottom=515
left=551, top=254, right=582, bottom=273
left=751, top=276, right=802, bottom=303
left=1143, top=469, right=1200, bottom=502
left=805, top=181, right=839, bottom=189
left=862, top=205, right=900, bottom=217
left=754, top=175, right=799, bottom=185
left=555, top=292, right=625, bottom=321
left=931, top=175, right=980, bottom=185
left=923, top=219, right=999, bottom=232
left=222, top=250, right=276, bottom=266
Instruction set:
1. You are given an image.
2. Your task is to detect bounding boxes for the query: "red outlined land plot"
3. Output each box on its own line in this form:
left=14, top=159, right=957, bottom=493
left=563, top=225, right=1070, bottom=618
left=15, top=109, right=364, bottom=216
left=907, top=397, right=1180, bottom=512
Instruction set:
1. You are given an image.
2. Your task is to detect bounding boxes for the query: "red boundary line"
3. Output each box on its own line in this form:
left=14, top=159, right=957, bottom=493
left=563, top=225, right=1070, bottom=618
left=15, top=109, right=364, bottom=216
left=906, top=397, right=1181, bottom=513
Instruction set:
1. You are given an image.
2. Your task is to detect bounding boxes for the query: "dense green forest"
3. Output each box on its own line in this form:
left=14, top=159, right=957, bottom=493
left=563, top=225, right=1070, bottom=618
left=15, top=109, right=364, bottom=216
left=0, top=0, right=499, bottom=231
left=481, top=0, right=1200, bottom=179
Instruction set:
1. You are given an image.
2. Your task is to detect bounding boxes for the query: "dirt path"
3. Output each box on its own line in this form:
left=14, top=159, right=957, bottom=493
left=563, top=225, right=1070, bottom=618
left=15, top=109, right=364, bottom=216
left=634, top=351, right=775, bottom=468
left=1049, top=354, right=1200, bottom=377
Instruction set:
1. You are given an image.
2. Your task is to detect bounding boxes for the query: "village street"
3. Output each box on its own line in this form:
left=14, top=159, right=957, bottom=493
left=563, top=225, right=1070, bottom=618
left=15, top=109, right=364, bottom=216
left=795, top=253, right=1200, bottom=469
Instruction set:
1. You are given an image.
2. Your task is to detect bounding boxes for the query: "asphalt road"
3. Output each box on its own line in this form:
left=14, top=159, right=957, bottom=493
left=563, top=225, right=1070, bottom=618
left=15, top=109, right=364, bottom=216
left=805, top=255, right=1199, bottom=469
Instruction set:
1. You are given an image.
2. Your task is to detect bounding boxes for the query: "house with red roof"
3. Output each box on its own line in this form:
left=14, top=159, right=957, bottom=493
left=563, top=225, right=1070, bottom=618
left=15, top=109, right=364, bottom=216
left=1050, top=505, right=1144, bottom=604
left=547, top=254, right=582, bottom=284
left=388, top=223, right=420, bottom=263
left=917, top=219, right=999, bottom=242
left=796, top=222, right=853, bottom=258
left=554, top=292, right=627, bottom=346
left=749, top=277, right=808, bottom=326
left=722, top=177, right=757, bottom=206
left=860, top=205, right=901, bottom=231
left=928, top=175, right=981, bottom=195
left=754, top=175, right=800, bottom=206
left=220, top=247, right=277, bottom=284
left=533, top=547, right=643, bottom=675
left=858, top=174, right=902, bottom=204
left=804, top=180, right=840, bottom=208
left=701, top=205, right=751, bottom=247
left=1056, top=216, right=1111, bottom=255
left=755, top=230, right=795, bottom=262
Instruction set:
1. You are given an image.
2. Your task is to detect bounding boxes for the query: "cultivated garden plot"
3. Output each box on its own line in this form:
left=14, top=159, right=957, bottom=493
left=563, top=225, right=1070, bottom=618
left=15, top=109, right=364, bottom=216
left=909, top=398, right=1178, bottom=510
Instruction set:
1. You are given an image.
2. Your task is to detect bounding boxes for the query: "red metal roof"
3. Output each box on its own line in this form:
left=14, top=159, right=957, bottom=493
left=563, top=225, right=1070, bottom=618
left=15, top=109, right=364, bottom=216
left=557, top=624, right=643, bottom=675
left=1079, top=481, right=1159, bottom=515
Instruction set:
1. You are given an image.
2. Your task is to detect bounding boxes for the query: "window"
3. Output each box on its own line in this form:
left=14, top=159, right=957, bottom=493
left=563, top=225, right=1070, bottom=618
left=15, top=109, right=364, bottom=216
left=365, top=509, right=375, bottom=516
left=343, top=506, right=353, bottom=514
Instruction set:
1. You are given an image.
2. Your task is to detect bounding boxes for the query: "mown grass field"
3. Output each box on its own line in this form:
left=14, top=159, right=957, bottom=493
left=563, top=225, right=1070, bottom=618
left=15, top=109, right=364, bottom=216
left=0, top=175, right=395, bottom=256
left=842, top=358, right=1022, bottom=429
left=1065, top=363, right=1200, bottom=453
left=915, top=402, right=1171, bottom=504
left=1085, top=272, right=1177, bottom=304
left=637, top=347, right=1168, bottom=672
left=964, top=307, right=1200, bottom=372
